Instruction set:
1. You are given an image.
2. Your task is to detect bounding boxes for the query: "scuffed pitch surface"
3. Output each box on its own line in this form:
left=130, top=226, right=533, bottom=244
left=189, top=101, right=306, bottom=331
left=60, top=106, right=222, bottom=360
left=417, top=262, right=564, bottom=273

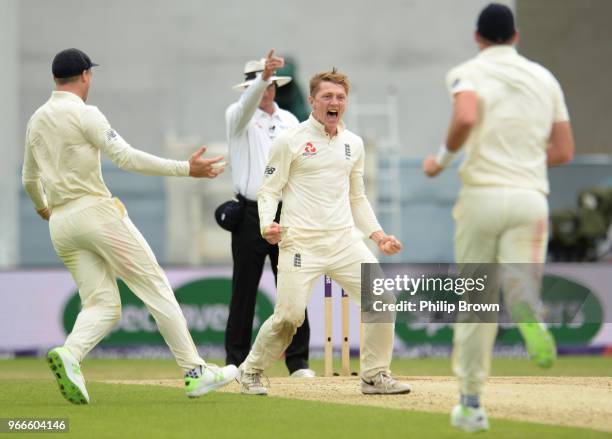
left=105, top=376, right=612, bottom=432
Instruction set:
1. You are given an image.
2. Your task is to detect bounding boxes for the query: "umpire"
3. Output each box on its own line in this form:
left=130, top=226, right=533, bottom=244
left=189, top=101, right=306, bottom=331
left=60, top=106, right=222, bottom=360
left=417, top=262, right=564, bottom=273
left=224, top=50, right=314, bottom=377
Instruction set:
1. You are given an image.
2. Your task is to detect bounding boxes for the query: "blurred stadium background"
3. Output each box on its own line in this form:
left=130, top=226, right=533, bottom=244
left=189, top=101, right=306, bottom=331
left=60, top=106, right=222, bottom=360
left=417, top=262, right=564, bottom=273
left=0, top=0, right=611, bottom=360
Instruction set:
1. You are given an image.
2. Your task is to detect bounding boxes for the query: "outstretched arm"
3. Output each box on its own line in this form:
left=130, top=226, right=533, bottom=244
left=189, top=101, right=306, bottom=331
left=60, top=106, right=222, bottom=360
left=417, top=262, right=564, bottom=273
left=81, top=106, right=224, bottom=178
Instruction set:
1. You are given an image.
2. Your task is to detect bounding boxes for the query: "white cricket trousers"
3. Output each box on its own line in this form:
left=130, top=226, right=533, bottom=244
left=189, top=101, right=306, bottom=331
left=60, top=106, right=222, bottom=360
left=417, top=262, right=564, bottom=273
left=452, top=186, right=548, bottom=395
left=242, top=227, right=395, bottom=380
left=49, top=196, right=205, bottom=371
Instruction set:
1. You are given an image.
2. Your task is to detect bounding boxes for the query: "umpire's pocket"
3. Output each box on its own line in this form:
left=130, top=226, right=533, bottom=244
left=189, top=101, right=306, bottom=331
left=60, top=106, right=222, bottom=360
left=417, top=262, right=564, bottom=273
left=277, top=249, right=303, bottom=273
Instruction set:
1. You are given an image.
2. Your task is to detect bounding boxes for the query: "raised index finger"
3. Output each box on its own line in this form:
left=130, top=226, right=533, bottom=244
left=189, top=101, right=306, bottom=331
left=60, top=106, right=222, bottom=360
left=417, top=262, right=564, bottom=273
left=267, top=49, right=275, bottom=60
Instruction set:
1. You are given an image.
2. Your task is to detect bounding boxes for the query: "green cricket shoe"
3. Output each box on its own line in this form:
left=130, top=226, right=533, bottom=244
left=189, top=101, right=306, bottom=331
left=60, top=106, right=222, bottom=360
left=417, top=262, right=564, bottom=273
left=184, top=364, right=238, bottom=398
left=512, top=303, right=556, bottom=369
left=46, top=347, right=90, bottom=405
left=518, top=321, right=557, bottom=368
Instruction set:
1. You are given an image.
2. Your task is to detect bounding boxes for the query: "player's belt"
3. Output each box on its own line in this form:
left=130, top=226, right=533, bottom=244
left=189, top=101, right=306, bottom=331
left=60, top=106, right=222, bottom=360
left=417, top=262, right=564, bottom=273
left=236, top=193, right=258, bottom=207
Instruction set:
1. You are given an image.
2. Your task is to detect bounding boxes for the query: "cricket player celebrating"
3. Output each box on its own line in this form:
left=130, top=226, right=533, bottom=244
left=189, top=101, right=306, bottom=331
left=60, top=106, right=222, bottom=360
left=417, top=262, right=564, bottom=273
left=422, top=4, right=575, bottom=432
left=22, top=48, right=238, bottom=404
left=238, top=68, right=411, bottom=396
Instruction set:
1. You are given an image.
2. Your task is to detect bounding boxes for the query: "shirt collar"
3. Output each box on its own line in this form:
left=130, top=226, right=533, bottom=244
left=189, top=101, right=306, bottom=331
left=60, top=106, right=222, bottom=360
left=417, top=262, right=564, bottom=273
left=51, top=90, right=85, bottom=104
left=307, top=114, right=345, bottom=137
left=256, top=102, right=282, bottom=121
left=477, top=44, right=517, bottom=59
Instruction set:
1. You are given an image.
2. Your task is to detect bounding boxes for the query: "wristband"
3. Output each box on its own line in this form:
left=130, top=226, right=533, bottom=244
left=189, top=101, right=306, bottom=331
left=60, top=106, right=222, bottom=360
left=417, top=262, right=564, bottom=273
left=434, top=144, right=458, bottom=168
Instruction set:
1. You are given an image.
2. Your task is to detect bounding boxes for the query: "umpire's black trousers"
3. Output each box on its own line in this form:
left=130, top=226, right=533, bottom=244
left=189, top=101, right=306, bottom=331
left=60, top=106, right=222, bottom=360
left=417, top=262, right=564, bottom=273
left=225, top=198, right=310, bottom=374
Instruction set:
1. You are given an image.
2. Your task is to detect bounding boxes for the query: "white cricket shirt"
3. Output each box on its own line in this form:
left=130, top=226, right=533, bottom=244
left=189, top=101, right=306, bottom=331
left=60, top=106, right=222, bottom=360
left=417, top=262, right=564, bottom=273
left=258, top=115, right=381, bottom=237
left=22, top=91, right=189, bottom=210
left=226, top=75, right=299, bottom=201
left=446, top=45, right=570, bottom=194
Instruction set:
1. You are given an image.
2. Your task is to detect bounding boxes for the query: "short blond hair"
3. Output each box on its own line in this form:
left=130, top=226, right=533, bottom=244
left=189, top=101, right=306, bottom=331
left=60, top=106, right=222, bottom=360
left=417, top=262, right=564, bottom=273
left=309, top=68, right=350, bottom=97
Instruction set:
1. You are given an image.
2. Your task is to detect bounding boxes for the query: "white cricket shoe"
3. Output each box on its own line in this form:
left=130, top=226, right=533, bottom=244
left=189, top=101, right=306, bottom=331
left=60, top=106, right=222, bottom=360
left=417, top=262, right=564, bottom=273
left=451, top=404, right=490, bottom=432
left=361, top=372, right=411, bottom=395
left=46, top=347, right=90, bottom=405
left=237, top=364, right=268, bottom=395
left=290, top=368, right=316, bottom=378
left=184, top=364, right=238, bottom=398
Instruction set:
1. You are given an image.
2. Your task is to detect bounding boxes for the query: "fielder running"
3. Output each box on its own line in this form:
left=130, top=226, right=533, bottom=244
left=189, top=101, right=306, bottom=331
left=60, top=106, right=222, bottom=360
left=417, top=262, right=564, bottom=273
left=22, top=48, right=238, bottom=404
left=422, top=4, right=575, bottom=432
left=238, top=69, right=411, bottom=396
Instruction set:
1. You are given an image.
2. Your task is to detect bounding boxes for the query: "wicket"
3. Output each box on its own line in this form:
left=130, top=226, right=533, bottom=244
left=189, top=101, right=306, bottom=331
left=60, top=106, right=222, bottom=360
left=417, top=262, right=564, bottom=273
left=324, top=275, right=352, bottom=377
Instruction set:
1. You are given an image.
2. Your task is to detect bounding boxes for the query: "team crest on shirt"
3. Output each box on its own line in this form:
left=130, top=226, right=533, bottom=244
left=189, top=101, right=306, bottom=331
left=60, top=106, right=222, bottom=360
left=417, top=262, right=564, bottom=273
left=302, top=142, right=318, bottom=158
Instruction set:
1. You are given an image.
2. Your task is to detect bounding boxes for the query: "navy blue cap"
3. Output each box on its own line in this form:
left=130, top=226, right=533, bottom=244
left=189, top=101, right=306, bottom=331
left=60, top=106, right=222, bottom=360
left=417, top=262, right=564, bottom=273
left=52, top=48, right=99, bottom=79
left=477, top=3, right=516, bottom=43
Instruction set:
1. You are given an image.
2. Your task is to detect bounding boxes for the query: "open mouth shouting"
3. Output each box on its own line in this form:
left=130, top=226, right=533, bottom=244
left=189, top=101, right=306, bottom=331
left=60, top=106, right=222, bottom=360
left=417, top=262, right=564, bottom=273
left=326, top=109, right=339, bottom=123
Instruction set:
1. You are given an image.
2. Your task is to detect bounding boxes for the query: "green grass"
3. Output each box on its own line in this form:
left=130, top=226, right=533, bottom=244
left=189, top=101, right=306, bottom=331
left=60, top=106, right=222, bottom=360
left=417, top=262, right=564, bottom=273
left=1, top=356, right=610, bottom=380
left=0, top=380, right=608, bottom=439
left=0, top=357, right=609, bottom=438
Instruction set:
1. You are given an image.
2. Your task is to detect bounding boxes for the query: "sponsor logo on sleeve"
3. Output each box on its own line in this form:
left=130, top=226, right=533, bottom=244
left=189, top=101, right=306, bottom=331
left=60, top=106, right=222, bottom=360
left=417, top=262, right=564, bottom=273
left=105, top=128, right=118, bottom=142
left=293, top=253, right=302, bottom=268
left=264, top=166, right=276, bottom=176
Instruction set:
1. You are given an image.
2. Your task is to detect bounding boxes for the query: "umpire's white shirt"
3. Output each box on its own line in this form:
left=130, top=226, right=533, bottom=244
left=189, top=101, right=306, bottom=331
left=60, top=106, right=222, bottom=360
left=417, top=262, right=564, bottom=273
left=446, top=45, right=570, bottom=195
left=22, top=91, right=189, bottom=209
left=226, top=75, right=299, bottom=201
left=258, top=115, right=381, bottom=237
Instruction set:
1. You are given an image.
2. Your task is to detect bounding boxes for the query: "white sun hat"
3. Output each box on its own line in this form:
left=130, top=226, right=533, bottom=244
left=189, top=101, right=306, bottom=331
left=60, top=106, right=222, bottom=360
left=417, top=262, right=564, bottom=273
left=232, top=58, right=292, bottom=90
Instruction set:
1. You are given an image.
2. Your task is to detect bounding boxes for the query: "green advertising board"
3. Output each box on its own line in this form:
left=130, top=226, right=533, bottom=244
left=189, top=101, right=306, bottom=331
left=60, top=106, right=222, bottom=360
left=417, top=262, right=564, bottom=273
left=63, top=277, right=274, bottom=345
left=63, top=273, right=603, bottom=348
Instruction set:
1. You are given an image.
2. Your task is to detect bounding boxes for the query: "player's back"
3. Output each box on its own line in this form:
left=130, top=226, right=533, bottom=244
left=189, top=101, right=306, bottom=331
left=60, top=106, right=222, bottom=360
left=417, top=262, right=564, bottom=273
left=26, top=91, right=110, bottom=208
left=449, top=46, right=568, bottom=194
